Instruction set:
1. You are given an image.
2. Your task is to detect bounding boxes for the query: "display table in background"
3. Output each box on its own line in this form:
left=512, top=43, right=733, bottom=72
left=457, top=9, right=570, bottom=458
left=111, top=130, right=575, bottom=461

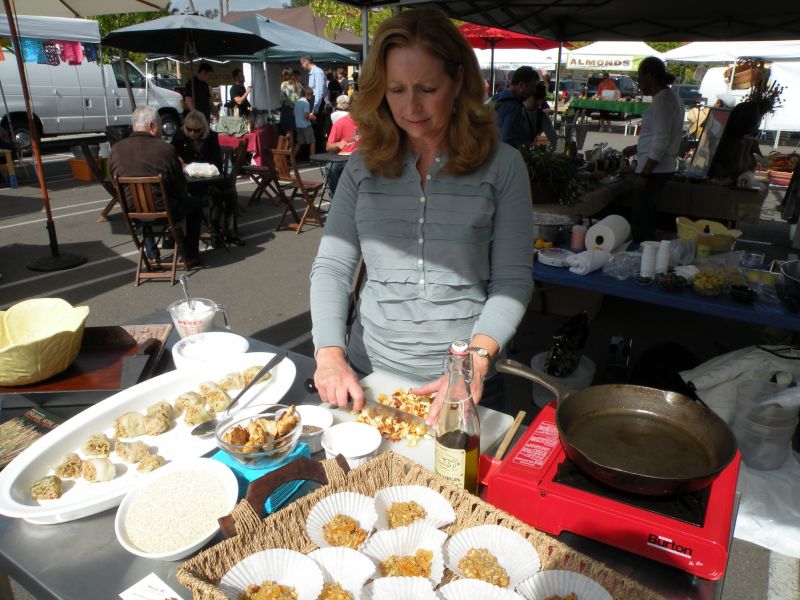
left=568, top=97, right=651, bottom=116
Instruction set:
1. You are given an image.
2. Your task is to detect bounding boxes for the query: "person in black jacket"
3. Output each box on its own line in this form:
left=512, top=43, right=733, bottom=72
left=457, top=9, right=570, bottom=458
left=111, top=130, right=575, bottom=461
left=227, top=69, right=252, bottom=118
left=171, top=111, right=244, bottom=247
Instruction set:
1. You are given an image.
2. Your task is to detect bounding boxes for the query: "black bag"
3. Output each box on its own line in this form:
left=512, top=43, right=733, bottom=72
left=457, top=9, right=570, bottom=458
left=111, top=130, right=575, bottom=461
left=544, top=312, right=590, bottom=378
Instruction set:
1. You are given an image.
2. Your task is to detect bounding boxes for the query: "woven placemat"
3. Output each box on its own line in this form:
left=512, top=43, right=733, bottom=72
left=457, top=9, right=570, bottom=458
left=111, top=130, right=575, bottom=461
left=177, top=452, right=665, bottom=600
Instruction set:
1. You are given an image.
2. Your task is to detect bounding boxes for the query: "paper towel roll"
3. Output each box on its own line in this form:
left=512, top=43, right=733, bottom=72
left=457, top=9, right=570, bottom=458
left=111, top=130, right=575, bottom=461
left=585, top=215, right=631, bottom=252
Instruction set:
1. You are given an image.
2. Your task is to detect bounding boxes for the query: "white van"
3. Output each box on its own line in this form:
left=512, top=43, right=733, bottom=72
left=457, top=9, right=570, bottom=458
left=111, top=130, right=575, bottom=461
left=0, top=56, right=184, bottom=148
left=0, top=15, right=184, bottom=147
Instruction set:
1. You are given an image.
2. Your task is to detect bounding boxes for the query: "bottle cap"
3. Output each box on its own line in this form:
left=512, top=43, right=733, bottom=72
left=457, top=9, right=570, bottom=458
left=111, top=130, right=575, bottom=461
left=449, top=340, right=469, bottom=355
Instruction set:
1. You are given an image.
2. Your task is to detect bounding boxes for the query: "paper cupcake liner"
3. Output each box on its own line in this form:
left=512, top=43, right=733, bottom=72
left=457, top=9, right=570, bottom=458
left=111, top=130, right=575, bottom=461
left=362, top=577, right=438, bottom=600
left=218, top=548, right=323, bottom=600
left=306, top=491, right=378, bottom=550
left=374, top=485, right=456, bottom=531
left=438, top=579, right=525, bottom=600
left=361, top=522, right=447, bottom=585
left=444, top=525, right=540, bottom=589
left=308, top=546, right=376, bottom=593
left=516, top=570, right=613, bottom=600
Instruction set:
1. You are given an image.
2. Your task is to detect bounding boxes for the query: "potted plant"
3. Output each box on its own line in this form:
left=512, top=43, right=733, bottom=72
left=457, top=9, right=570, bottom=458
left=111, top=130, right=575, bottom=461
left=519, top=145, right=590, bottom=205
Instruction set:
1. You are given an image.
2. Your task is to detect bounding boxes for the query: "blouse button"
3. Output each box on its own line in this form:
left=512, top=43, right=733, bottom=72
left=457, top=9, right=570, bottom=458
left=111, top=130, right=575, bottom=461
left=418, top=238, right=423, bottom=244
left=419, top=278, right=425, bottom=285
left=426, top=174, right=431, bottom=181
left=419, top=196, right=425, bottom=202
left=418, top=218, right=424, bottom=224
left=418, top=258, right=423, bottom=265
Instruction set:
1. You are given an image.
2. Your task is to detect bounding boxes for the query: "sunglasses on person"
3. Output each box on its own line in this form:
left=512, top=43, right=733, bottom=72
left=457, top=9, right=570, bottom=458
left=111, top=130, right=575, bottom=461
left=186, top=126, right=203, bottom=133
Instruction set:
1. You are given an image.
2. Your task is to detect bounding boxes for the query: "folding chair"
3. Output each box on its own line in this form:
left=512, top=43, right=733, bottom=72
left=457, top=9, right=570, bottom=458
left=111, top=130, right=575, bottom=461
left=113, top=175, right=191, bottom=286
left=271, top=134, right=324, bottom=234
left=79, top=142, right=122, bottom=223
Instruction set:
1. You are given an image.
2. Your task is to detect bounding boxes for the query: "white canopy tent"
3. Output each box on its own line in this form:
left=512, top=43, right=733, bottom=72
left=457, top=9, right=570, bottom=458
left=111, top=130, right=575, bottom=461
left=665, top=40, right=800, bottom=63
left=473, top=47, right=561, bottom=71
left=566, top=41, right=664, bottom=71
left=0, top=14, right=100, bottom=41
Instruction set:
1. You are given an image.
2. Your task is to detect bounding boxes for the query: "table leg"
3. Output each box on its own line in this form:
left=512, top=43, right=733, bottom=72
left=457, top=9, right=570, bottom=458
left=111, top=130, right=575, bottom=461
left=0, top=572, right=16, bottom=600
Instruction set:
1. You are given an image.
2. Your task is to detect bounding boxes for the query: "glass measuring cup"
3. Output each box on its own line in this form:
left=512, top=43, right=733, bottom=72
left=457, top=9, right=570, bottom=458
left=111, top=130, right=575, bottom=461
left=167, top=298, right=230, bottom=338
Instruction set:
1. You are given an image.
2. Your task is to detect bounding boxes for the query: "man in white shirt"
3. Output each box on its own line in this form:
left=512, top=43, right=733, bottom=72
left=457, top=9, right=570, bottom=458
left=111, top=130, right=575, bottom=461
left=623, top=57, right=684, bottom=241
left=301, top=55, right=328, bottom=151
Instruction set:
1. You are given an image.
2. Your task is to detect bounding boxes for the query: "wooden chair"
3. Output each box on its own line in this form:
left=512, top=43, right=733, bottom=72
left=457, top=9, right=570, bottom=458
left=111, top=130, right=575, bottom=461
left=271, top=134, right=324, bottom=234
left=113, top=175, right=191, bottom=286
left=78, top=141, right=122, bottom=223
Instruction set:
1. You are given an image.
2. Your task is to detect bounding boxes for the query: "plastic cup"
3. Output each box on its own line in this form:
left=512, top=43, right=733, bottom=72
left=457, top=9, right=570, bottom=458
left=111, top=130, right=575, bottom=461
left=167, top=298, right=230, bottom=338
left=640, top=241, right=659, bottom=278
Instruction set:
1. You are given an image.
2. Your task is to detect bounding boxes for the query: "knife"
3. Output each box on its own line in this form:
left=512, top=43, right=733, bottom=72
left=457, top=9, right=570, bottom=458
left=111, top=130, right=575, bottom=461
left=303, top=378, right=433, bottom=435
left=120, top=338, right=159, bottom=388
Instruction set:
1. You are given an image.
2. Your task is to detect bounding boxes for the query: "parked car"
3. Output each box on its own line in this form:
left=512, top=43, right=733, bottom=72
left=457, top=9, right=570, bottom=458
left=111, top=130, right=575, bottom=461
left=586, top=75, right=638, bottom=99
left=151, top=74, right=184, bottom=97
left=0, top=55, right=184, bottom=149
left=549, top=79, right=584, bottom=102
left=671, top=84, right=704, bottom=107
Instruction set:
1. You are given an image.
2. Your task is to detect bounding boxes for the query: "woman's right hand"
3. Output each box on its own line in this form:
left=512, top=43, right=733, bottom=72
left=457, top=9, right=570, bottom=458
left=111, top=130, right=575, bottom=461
left=313, top=347, right=365, bottom=410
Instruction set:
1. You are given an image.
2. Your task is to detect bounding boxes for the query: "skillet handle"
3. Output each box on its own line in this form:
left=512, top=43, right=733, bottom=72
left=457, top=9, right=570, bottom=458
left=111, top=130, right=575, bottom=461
left=495, top=358, right=574, bottom=402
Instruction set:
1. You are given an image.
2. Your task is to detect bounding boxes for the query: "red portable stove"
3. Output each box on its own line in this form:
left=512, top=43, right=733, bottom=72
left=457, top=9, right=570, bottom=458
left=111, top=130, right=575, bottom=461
left=481, top=403, right=741, bottom=580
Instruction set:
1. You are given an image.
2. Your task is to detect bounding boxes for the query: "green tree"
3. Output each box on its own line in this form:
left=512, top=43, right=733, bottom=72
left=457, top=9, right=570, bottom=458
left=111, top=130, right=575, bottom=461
left=91, top=11, right=168, bottom=63
left=309, top=0, right=395, bottom=42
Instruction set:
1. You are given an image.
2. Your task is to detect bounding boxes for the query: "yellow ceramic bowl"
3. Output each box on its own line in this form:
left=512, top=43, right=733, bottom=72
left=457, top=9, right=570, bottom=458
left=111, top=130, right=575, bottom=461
left=0, top=298, right=89, bottom=386
left=676, top=217, right=743, bottom=253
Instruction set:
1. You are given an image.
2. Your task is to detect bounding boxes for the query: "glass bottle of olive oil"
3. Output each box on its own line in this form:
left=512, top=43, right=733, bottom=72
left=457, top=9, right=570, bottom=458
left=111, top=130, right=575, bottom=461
left=434, top=341, right=481, bottom=494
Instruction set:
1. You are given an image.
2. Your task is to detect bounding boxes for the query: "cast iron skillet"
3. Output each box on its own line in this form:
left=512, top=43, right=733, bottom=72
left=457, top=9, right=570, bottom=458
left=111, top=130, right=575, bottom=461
left=496, top=358, right=738, bottom=496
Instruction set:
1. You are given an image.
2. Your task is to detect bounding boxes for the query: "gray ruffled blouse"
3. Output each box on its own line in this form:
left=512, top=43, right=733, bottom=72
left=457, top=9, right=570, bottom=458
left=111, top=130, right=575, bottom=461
left=310, top=142, right=534, bottom=382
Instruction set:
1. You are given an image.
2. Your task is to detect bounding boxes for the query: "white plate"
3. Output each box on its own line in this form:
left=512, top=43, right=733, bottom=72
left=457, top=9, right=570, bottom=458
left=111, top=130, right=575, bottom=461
left=114, top=457, right=238, bottom=560
left=0, top=351, right=295, bottom=524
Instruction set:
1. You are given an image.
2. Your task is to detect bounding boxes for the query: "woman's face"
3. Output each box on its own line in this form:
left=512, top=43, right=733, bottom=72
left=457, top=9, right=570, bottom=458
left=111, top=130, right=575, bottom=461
left=185, top=123, right=203, bottom=141
left=384, top=44, right=462, bottom=152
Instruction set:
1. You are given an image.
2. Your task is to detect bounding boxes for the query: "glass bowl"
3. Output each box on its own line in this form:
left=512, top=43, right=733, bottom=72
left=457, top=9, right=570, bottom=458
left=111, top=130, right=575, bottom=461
left=215, top=403, right=302, bottom=469
left=692, top=272, right=726, bottom=297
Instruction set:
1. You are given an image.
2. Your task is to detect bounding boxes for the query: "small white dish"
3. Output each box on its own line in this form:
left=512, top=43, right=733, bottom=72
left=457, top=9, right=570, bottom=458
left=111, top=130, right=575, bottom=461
left=114, top=457, right=238, bottom=561
left=516, top=570, right=612, bottom=600
left=171, top=331, right=249, bottom=370
left=363, top=576, right=438, bottom=600
left=296, top=404, right=335, bottom=453
left=306, top=491, right=378, bottom=550
left=218, top=548, right=324, bottom=600
left=439, top=579, right=525, bottom=600
left=321, top=421, right=382, bottom=468
left=308, top=547, right=375, bottom=595
left=444, top=524, right=541, bottom=589
left=374, top=485, right=456, bottom=531
left=361, top=522, right=447, bottom=585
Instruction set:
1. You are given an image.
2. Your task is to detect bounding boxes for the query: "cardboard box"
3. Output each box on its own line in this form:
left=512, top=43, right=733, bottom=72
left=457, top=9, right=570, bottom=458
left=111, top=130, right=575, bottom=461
left=69, top=157, right=102, bottom=182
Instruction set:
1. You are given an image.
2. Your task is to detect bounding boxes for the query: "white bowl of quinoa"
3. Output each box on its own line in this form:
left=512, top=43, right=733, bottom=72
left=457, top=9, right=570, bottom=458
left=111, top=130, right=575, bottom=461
left=114, top=457, right=238, bottom=560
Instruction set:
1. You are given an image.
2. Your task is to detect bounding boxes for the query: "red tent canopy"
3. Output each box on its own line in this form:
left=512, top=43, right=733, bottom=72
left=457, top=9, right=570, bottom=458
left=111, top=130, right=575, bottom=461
left=458, top=22, right=562, bottom=51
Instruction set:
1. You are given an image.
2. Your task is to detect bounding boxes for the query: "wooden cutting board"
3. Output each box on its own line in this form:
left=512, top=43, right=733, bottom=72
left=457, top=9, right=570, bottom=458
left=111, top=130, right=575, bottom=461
left=0, top=324, right=172, bottom=395
left=325, top=371, right=514, bottom=472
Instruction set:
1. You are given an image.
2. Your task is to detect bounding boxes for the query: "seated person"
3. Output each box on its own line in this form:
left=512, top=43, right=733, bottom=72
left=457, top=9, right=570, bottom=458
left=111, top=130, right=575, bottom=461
left=325, top=110, right=359, bottom=197
left=171, top=111, right=244, bottom=247
left=110, top=106, right=204, bottom=266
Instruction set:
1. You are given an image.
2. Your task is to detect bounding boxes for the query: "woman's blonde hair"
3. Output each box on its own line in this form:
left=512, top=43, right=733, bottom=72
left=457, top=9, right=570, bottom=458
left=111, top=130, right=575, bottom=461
left=182, top=110, right=209, bottom=140
left=282, top=68, right=292, bottom=82
left=350, top=9, right=497, bottom=178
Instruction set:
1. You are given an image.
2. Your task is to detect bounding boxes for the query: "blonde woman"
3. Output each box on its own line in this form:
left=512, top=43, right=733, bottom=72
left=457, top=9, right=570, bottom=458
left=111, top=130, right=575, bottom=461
left=171, top=111, right=244, bottom=247
left=279, top=67, right=302, bottom=136
left=310, top=9, right=533, bottom=416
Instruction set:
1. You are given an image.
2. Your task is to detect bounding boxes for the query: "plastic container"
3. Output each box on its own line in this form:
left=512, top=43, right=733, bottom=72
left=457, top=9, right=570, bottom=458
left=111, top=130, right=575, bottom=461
left=735, top=380, right=799, bottom=426
left=530, top=352, right=595, bottom=408
left=735, top=416, right=798, bottom=470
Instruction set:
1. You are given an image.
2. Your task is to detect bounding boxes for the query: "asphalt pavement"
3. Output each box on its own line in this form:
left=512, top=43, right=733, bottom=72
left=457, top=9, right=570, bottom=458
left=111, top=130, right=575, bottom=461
left=1, top=130, right=798, bottom=599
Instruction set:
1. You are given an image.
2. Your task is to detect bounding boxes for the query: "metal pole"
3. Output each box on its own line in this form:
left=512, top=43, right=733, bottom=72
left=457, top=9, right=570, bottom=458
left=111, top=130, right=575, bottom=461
left=490, top=41, right=496, bottom=95
left=2, top=0, right=86, bottom=271
left=553, top=43, right=563, bottom=126
left=0, top=80, right=15, bottom=144
left=362, top=8, right=369, bottom=61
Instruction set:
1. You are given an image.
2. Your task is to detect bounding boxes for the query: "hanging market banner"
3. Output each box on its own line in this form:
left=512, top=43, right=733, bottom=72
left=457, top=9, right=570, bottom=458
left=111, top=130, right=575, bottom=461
left=567, top=54, right=635, bottom=71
